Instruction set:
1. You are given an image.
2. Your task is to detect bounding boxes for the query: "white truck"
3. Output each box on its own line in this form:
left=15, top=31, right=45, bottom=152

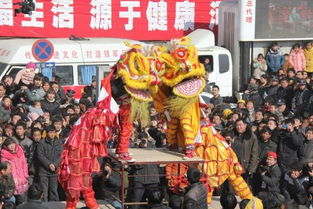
left=0, top=29, right=233, bottom=98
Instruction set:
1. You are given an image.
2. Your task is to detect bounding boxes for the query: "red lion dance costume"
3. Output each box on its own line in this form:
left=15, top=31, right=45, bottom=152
left=58, top=42, right=159, bottom=209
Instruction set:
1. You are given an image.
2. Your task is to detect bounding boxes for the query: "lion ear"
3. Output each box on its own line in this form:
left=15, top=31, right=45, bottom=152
left=124, top=41, right=143, bottom=49
left=177, top=36, right=191, bottom=45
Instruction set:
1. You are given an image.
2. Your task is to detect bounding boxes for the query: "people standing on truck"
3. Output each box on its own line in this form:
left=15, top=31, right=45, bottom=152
left=253, top=54, right=267, bottom=80
left=289, top=43, right=306, bottom=72
left=304, top=41, right=313, bottom=76
left=266, top=42, right=284, bottom=75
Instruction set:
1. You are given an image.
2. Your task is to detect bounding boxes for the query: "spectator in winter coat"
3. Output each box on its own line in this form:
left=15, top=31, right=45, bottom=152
left=299, top=127, right=313, bottom=166
left=12, top=121, right=32, bottom=158
left=266, top=42, right=284, bottom=74
left=0, top=96, right=12, bottom=123
left=267, top=77, right=280, bottom=99
left=183, top=167, right=208, bottom=209
left=0, top=162, right=16, bottom=204
left=233, top=119, right=259, bottom=181
left=258, top=126, right=277, bottom=165
left=292, top=80, right=312, bottom=117
left=304, top=42, right=313, bottom=74
left=40, top=89, right=60, bottom=116
left=37, top=125, right=63, bottom=202
left=253, top=53, right=268, bottom=80
left=277, top=77, right=294, bottom=110
left=23, top=74, right=45, bottom=105
left=210, top=85, right=223, bottom=106
left=277, top=119, right=304, bottom=173
left=281, top=162, right=309, bottom=205
left=0, top=84, right=7, bottom=103
left=289, top=43, right=306, bottom=72
left=28, top=128, right=42, bottom=184
left=257, top=152, right=285, bottom=209
left=1, top=138, right=29, bottom=205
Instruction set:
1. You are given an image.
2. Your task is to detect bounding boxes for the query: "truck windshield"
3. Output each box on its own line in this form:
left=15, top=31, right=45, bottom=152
left=0, top=63, right=8, bottom=78
left=199, top=55, right=213, bottom=73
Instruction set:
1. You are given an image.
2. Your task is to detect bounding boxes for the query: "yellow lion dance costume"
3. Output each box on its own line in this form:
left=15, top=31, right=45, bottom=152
left=152, top=37, right=253, bottom=203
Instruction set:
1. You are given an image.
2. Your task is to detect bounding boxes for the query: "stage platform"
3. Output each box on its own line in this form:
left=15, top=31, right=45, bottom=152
left=109, top=148, right=204, bottom=165
left=41, top=197, right=239, bottom=209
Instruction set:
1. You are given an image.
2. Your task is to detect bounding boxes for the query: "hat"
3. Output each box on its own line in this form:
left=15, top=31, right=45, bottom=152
left=45, top=125, right=56, bottom=132
left=26, top=62, right=36, bottom=69
left=237, top=99, right=246, bottom=104
left=277, top=99, right=286, bottom=106
left=66, top=89, right=76, bottom=97
left=298, top=79, right=306, bottom=85
left=267, top=152, right=277, bottom=159
left=223, top=109, right=233, bottom=119
left=271, top=76, right=279, bottom=81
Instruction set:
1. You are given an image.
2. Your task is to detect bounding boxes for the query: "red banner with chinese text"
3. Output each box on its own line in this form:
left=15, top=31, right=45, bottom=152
left=0, top=0, right=222, bottom=40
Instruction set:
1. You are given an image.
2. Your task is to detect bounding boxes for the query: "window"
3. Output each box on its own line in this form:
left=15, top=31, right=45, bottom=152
left=8, top=66, right=24, bottom=78
left=219, top=54, right=230, bottom=74
left=78, top=65, right=110, bottom=85
left=0, top=63, right=7, bottom=77
left=53, top=66, right=74, bottom=85
left=199, top=55, right=213, bottom=73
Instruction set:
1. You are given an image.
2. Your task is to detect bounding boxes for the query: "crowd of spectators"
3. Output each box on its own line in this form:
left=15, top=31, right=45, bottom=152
left=0, top=41, right=313, bottom=209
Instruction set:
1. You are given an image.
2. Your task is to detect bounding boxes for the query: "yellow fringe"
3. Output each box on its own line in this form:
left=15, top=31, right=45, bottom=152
left=166, top=96, right=197, bottom=117
left=130, top=98, right=150, bottom=127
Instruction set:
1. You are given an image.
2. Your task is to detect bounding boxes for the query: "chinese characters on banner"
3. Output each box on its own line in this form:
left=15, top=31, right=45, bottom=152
left=244, top=0, right=254, bottom=23
left=0, top=0, right=222, bottom=40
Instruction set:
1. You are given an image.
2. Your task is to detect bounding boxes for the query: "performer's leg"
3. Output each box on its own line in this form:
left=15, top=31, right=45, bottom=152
left=228, top=173, right=253, bottom=200
left=180, top=116, right=195, bottom=158
left=65, top=194, right=79, bottom=209
left=166, top=118, right=179, bottom=149
left=82, top=188, right=99, bottom=209
left=116, top=104, right=133, bottom=160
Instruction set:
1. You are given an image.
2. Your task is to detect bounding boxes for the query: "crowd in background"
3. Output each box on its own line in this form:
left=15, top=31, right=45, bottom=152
left=0, top=41, right=312, bottom=209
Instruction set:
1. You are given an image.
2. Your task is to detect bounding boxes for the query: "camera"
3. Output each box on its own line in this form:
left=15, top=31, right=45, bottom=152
left=14, top=0, right=35, bottom=16
left=259, top=165, right=269, bottom=173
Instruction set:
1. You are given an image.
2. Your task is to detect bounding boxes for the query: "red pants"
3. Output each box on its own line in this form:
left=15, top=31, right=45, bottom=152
left=116, top=104, right=133, bottom=154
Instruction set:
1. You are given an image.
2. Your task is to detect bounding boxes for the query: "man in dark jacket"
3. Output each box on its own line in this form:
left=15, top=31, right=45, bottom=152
left=183, top=167, right=208, bottom=209
left=276, top=77, right=294, bottom=110
left=278, top=119, right=304, bottom=173
left=258, top=126, right=278, bottom=165
left=16, top=183, right=48, bottom=209
left=299, top=127, right=313, bottom=166
left=292, top=80, right=312, bottom=117
left=257, top=152, right=285, bottom=209
left=147, top=190, right=171, bottom=209
left=41, top=89, right=60, bottom=116
left=37, top=125, right=63, bottom=201
left=232, top=119, right=259, bottom=183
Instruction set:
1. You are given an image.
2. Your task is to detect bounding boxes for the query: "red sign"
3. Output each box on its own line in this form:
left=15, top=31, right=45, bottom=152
left=0, top=0, right=222, bottom=40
